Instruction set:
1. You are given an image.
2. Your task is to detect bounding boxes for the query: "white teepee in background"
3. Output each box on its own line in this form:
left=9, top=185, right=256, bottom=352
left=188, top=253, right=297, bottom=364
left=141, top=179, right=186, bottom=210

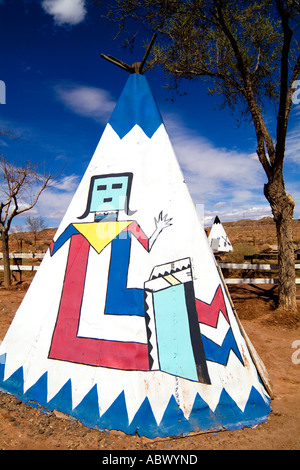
left=208, top=216, right=233, bottom=253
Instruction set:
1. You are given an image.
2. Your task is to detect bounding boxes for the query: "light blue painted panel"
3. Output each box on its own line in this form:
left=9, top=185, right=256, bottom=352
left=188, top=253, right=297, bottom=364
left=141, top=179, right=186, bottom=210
left=153, top=284, right=198, bottom=381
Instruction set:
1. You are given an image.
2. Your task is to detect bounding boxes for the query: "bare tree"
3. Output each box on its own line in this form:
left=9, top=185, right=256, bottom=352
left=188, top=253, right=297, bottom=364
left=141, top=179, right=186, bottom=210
left=0, top=156, right=51, bottom=286
left=26, top=216, right=47, bottom=245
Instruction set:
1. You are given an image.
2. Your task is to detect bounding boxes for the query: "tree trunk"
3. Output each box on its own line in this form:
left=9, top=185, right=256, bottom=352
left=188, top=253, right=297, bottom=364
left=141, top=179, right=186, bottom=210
left=264, top=177, right=297, bottom=313
left=1, top=230, right=11, bottom=287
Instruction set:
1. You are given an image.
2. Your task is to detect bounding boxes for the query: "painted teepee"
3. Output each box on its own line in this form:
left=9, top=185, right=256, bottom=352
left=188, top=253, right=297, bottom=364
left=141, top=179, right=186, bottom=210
left=209, top=216, right=233, bottom=253
left=0, top=73, right=271, bottom=438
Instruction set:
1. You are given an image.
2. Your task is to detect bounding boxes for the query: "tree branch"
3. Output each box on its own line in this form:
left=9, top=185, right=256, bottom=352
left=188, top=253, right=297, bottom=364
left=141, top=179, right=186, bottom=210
left=0, top=157, right=52, bottom=232
left=213, top=0, right=274, bottom=174
left=253, top=48, right=261, bottom=74
left=274, top=0, right=294, bottom=166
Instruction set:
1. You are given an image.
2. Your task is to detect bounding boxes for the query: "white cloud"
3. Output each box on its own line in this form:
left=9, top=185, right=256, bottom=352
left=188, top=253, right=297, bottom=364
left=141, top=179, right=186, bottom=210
left=204, top=205, right=272, bottom=227
left=41, top=0, right=87, bottom=25
left=286, top=121, right=300, bottom=165
left=214, top=201, right=226, bottom=208
left=54, top=83, right=116, bottom=123
left=51, top=174, right=79, bottom=192
left=162, top=112, right=271, bottom=223
left=19, top=174, right=81, bottom=226
left=11, top=101, right=277, bottom=228
left=164, top=113, right=265, bottom=202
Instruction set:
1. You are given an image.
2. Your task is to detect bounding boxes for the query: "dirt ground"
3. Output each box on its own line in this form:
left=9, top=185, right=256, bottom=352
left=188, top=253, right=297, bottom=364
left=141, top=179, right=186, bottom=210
left=0, top=281, right=299, bottom=451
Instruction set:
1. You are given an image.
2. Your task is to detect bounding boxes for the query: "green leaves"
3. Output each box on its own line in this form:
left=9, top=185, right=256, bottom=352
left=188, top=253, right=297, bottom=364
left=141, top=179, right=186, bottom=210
left=100, top=0, right=298, bottom=114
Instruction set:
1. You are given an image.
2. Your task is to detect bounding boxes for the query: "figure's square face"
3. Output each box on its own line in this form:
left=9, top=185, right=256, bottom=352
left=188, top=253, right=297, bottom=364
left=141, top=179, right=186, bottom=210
left=89, top=175, right=130, bottom=213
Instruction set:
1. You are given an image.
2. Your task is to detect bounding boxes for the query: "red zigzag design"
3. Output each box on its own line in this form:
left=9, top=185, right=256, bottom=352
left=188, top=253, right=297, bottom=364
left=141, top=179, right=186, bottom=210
left=196, top=284, right=229, bottom=328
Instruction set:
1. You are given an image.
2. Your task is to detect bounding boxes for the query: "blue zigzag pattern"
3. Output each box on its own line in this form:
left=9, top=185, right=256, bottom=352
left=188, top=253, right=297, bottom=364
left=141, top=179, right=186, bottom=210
left=108, top=74, right=163, bottom=139
left=202, top=327, right=244, bottom=366
left=0, top=353, right=271, bottom=438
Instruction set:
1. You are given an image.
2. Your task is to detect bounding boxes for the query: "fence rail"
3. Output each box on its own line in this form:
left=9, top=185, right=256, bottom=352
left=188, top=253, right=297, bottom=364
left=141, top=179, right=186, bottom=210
left=219, top=261, right=300, bottom=285
left=0, top=253, right=44, bottom=259
left=0, top=265, right=39, bottom=271
left=0, top=252, right=45, bottom=275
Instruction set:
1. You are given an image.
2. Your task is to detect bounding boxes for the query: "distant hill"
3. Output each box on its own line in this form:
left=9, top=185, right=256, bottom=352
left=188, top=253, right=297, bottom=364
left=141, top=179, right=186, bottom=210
left=9, top=228, right=56, bottom=253
left=7, top=217, right=300, bottom=253
left=221, top=217, right=300, bottom=250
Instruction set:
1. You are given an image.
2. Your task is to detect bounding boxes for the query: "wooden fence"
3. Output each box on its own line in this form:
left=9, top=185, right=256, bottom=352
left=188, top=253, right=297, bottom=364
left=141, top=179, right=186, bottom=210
left=219, top=262, right=300, bottom=284
left=0, top=253, right=299, bottom=285
left=0, top=253, right=44, bottom=275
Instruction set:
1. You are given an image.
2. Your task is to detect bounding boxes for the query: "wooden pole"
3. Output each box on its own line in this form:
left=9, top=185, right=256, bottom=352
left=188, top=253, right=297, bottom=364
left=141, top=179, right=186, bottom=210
left=100, top=54, right=133, bottom=73
left=139, top=33, right=157, bottom=73
left=101, top=33, right=157, bottom=75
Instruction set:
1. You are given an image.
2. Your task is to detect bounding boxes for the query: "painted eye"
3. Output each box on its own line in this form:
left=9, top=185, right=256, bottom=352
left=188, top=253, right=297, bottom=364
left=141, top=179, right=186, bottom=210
left=112, top=183, right=123, bottom=189
left=97, top=185, right=107, bottom=190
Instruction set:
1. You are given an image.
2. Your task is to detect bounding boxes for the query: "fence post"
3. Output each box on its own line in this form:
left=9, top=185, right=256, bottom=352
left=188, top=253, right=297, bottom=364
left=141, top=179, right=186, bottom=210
left=12, top=253, right=22, bottom=282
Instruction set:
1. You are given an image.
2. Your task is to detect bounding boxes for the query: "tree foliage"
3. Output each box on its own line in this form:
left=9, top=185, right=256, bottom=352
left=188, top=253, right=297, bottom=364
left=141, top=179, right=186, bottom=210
left=99, top=0, right=300, bottom=169
left=96, top=0, right=300, bottom=312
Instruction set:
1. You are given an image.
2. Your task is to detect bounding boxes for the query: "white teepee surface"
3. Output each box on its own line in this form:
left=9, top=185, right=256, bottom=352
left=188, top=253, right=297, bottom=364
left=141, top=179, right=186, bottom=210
left=0, top=74, right=270, bottom=438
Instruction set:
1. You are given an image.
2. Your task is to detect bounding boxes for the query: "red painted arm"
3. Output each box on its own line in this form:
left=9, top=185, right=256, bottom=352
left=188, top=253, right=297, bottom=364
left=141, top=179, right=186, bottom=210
left=125, top=221, right=149, bottom=251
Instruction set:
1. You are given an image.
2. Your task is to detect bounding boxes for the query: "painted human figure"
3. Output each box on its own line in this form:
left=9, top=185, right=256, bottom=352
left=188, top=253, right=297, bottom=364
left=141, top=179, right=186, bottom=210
left=48, top=172, right=171, bottom=370
left=48, top=172, right=241, bottom=384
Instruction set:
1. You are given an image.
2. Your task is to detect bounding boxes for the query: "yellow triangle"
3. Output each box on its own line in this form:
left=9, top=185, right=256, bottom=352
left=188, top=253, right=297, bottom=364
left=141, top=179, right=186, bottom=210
left=73, top=221, right=132, bottom=253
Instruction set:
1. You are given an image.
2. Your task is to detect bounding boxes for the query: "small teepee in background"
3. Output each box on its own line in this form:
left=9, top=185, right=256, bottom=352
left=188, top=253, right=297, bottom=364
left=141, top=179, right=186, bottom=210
left=208, top=216, right=233, bottom=253
left=0, top=72, right=271, bottom=438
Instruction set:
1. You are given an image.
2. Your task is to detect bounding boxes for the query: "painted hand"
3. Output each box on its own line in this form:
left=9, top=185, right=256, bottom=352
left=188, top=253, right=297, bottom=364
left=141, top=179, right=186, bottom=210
left=154, top=211, right=172, bottom=232
left=149, top=211, right=172, bottom=251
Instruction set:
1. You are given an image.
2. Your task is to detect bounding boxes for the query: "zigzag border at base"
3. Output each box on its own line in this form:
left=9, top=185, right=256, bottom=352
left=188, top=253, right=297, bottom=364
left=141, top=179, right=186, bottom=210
left=0, top=354, right=271, bottom=438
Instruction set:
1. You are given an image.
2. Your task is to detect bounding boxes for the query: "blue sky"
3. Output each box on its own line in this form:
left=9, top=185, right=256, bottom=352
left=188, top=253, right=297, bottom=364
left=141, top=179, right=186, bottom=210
left=0, top=0, right=299, bottom=230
